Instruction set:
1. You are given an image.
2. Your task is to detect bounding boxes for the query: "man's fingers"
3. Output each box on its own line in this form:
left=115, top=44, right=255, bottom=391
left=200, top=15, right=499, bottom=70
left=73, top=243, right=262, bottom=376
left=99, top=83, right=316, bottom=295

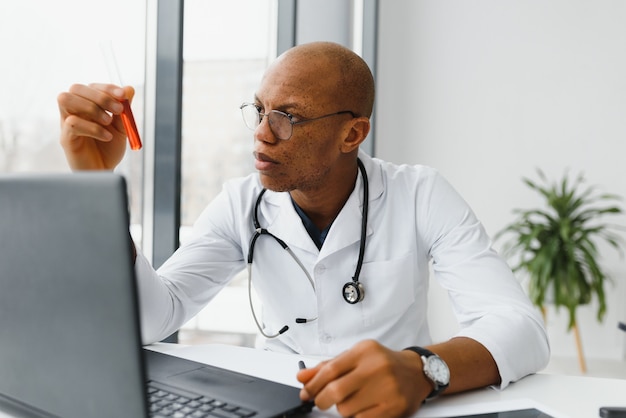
left=63, top=83, right=124, bottom=116
left=299, top=350, right=368, bottom=410
left=310, top=366, right=361, bottom=411
left=296, top=366, right=319, bottom=384
left=61, top=115, right=113, bottom=146
left=335, top=371, right=409, bottom=418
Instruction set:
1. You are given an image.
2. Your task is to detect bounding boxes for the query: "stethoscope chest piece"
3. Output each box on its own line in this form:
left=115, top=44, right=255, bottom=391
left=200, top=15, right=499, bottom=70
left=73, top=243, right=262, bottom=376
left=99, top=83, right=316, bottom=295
left=342, top=281, right=365, bottom=304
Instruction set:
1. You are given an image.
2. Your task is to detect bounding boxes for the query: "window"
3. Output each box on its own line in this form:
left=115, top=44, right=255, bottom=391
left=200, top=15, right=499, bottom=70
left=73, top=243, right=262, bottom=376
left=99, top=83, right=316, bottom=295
left=0, top=0, right=146, bottom=247
left=178, top=0, right=276, bottom=344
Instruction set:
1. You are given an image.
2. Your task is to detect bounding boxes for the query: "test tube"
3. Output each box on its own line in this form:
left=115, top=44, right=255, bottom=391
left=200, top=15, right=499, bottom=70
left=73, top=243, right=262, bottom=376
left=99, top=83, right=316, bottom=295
left=119, top=98, right=142, bottom=151
left=100, top=41, right=142, bottom=151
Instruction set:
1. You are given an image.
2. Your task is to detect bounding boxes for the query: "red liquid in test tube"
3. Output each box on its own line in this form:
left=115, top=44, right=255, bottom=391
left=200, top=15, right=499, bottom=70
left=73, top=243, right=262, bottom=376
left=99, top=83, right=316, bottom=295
left=120, top=99, right=142, bottom=150
left=101, top=41, right=142, bottom=151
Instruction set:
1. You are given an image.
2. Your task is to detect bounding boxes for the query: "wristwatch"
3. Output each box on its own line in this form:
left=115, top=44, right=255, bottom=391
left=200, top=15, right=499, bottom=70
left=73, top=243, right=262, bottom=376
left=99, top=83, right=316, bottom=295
left=404, top=346, right=450, bottom=400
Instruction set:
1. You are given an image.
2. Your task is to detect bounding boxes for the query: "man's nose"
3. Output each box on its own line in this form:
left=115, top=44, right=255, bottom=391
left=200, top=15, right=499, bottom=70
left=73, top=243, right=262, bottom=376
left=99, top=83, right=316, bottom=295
left=254, top=114, right=278, bottom=144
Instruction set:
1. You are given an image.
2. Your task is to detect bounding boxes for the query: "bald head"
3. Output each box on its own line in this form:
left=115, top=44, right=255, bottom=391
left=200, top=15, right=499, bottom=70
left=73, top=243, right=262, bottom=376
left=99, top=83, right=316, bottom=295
left=266, top=42, right=375, bottom=118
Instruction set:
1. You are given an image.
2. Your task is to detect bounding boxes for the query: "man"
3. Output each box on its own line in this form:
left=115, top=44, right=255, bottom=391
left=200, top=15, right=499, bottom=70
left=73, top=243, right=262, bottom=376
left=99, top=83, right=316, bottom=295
left=57, top=41, right=549, bottom=417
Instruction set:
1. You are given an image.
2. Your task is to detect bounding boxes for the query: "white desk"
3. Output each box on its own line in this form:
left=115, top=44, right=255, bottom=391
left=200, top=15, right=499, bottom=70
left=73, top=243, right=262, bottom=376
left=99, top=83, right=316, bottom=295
left=1, top=343, right=622, bottom=418
left=149, top=343, right=626, bottom=418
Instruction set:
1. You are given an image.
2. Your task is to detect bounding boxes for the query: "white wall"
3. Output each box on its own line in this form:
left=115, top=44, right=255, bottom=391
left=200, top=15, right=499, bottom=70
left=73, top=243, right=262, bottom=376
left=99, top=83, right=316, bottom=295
left=376, top=1, right=626, bottom=361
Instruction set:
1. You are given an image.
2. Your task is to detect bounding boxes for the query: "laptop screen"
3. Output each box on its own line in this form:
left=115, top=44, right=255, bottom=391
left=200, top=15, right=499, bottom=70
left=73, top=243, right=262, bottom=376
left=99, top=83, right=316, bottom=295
left=0, top=173, right=147, bottom=418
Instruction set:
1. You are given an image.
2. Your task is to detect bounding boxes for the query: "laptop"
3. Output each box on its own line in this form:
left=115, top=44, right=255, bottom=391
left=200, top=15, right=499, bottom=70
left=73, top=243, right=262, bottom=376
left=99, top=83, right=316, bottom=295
left=0, top=173, right=312, bottom=418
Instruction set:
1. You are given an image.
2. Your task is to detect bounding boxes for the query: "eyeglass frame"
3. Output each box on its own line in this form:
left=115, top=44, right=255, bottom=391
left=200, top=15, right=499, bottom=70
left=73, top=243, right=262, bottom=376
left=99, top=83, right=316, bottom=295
left=240, top=102, right=356, bottom=140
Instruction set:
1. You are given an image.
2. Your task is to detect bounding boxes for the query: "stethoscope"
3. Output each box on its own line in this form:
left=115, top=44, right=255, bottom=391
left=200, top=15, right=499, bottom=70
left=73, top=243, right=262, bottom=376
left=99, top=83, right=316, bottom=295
left=246, top=158, right=369, bottom=338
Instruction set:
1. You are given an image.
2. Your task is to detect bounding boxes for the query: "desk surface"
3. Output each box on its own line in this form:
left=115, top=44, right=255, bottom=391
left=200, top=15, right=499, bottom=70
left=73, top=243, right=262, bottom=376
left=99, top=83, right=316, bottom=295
left=150, top=343, right=626, bottom=418
left=1, top=343, right=623, bottom=418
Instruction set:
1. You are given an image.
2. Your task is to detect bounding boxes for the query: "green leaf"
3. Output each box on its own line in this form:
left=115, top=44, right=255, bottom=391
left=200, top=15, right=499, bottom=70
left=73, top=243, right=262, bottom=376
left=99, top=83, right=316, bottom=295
left=496, top=169, right=624, bottom=331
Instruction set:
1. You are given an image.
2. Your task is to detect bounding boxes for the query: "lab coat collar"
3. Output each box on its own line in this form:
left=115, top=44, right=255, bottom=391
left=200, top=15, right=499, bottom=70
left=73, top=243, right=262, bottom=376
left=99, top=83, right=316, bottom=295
left=259, top=191, right=319, bottom=254
left=258, top=151, right=383, bottom=257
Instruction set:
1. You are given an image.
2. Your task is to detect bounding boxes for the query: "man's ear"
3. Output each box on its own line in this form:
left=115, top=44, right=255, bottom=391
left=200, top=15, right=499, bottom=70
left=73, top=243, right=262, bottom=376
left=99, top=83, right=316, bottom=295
left=340, top=117, right=371, bottom=153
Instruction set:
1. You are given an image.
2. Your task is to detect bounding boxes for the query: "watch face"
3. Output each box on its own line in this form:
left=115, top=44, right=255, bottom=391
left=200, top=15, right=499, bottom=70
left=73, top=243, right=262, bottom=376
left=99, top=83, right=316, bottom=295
left=426, top=356, right=450, bottom=385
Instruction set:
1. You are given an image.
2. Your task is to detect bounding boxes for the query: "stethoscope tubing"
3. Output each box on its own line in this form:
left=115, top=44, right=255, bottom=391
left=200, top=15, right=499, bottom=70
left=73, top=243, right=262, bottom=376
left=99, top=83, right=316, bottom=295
left=246, top=159, right=368, bottom=337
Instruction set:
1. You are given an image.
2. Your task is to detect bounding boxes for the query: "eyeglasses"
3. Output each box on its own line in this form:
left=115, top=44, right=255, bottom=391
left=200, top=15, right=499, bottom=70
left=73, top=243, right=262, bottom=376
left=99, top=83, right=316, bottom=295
left=240, top=103, right=355, bottom=140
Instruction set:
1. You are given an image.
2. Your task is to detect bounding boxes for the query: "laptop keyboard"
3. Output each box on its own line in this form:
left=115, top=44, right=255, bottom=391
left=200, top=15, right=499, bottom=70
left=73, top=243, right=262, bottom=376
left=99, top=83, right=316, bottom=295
left=147, top=382, right=257, bottom=418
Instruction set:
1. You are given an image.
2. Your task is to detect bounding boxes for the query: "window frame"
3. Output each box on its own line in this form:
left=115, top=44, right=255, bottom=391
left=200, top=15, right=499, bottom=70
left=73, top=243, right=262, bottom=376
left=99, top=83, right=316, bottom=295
left=145, top=0, right=378, bottom=271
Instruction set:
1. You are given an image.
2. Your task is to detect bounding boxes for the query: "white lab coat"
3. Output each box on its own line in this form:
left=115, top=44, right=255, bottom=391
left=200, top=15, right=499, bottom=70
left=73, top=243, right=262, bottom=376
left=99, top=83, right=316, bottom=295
left=134, top=150, right=549, bottom=388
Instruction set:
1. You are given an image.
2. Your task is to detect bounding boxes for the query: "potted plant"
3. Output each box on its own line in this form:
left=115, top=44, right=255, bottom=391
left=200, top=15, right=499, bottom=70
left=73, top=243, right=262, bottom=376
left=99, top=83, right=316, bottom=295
left=496, top=169, right=623, bottom=372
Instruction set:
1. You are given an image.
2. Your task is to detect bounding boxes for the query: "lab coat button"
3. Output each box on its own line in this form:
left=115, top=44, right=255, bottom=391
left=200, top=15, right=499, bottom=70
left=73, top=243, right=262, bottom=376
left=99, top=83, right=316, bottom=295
left=320, top=333, right=333, bottom=344
left=314, top=264, right=326, bottom=275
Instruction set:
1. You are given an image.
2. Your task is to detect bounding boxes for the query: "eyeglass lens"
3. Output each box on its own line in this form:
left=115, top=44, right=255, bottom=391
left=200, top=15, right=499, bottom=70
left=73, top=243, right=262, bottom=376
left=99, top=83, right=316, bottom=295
left=241, top=104, right=293, bottom=140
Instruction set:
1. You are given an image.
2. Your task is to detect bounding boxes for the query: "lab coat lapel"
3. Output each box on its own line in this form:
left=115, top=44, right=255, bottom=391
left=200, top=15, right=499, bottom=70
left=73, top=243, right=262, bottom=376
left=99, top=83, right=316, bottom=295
left=258, top=190, right=319, bottom=255
left=319, top=154, right=383, bottom=258
left=319, top=187, right=364, bottom=258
